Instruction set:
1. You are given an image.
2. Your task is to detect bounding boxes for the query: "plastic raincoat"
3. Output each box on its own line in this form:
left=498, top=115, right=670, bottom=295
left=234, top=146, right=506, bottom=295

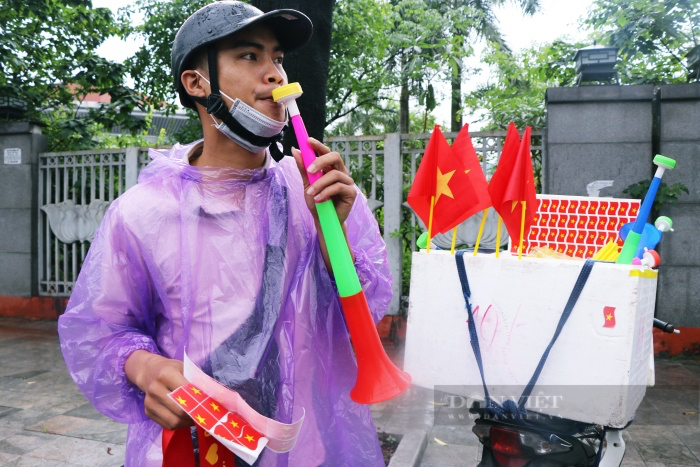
left=58, top=141, right=392, bottom=466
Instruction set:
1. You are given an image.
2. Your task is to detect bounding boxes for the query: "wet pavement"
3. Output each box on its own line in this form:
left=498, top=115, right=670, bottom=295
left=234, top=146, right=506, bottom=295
left=0, top=316, right=698, bottom=466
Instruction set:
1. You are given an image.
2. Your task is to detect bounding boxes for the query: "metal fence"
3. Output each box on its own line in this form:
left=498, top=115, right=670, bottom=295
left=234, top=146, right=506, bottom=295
left=37, top=130, right=544, bottom=315
left=37, top=147, right=150, bottom=295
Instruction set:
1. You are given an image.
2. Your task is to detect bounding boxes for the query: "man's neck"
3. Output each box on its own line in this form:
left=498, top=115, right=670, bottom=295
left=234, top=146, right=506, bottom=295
left=193, top=122, right=267, bottom=169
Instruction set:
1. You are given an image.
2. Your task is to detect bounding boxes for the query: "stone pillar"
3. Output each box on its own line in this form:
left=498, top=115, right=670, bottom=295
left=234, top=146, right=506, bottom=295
left=383, top=133, right=402, bottom=316
left=544, top=85, right=654, bottom=197
left=0, top=122, right=47, bottom=296
left=656, top=84, right=700, bottom=326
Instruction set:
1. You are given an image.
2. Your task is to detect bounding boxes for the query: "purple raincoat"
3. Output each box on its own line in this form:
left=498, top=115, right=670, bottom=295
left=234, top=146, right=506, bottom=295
left=58, top=141, right=392, bottom=466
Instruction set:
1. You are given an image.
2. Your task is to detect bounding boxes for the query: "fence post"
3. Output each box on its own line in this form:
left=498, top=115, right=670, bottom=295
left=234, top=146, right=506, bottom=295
left=383, top=133, right=402, bottom=315
left=0, top=122, right=47, bottom=298
left=125, top=147, right=139, bottom=190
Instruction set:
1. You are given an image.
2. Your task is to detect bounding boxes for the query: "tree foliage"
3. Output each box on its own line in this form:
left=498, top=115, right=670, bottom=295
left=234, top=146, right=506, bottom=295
left=0, top=0, right=147, bottom=151
left=121, top=0, right=209, bottom=115
left=466, top=40, right=582, bottom=130
left=325, top=0, right=393, bottom=128
left=586, top=0, right=700, bottom=83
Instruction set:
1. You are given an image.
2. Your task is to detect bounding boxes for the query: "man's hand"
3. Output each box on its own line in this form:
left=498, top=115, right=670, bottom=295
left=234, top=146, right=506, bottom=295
left=292, top=137, right=356, bottom=225
left=124, top=350, right=193, bottom=430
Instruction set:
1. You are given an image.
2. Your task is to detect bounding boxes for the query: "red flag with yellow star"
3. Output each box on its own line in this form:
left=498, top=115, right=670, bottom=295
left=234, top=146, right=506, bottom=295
left=488, top=122, right=520, bottom=211
left=408, top=125, right=487, bottom=234
left=488, top=125, right=537, bottom=244
left=446, top=124, right=492, bottom=228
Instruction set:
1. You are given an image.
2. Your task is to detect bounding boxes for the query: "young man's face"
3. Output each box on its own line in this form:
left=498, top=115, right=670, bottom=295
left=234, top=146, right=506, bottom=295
left=214, top=24, right=288, bottom=122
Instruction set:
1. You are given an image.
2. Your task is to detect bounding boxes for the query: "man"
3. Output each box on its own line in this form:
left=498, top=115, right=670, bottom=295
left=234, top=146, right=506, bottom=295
left=58, top=2, right=392, bottom=465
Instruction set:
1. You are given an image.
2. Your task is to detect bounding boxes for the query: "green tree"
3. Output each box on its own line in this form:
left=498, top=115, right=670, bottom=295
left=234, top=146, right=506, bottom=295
left=325, top=0, right=394, bottom=129
left=438, top=0, right=541, bottom=131
left=121, top=0, right=209, bottom=116
left=387, top=0, right=447, bottom=133
left=0, top=0, right=147, bottom=151
left=586, top=0, right=700, bottom=83
left=465, top=40, right=582, bottom=130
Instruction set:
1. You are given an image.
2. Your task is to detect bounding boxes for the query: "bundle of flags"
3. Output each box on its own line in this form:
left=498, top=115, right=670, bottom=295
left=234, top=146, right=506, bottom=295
left=407, top=122, right=537, bottom=257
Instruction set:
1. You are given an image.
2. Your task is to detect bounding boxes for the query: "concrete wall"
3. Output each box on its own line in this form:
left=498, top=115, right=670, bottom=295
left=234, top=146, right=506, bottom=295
left=656, top=84, right=700, bottom=327
left=545, top=85, right=655, bottom=198
left=545, top=84, right=700, bottom=327
left=0, top=122, right=46, bottom=296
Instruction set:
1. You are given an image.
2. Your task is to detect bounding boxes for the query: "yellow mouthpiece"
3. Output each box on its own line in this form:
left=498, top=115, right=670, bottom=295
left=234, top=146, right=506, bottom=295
left=272, top=82, right=303, bottom=103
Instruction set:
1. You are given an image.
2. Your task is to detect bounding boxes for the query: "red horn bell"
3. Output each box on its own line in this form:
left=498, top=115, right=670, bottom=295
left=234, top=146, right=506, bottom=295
left=339, top=292, right=412, bottom=404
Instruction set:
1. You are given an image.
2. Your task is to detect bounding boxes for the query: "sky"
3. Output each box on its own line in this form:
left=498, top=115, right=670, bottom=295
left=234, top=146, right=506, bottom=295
left=93, top=0, right=596, bottom=127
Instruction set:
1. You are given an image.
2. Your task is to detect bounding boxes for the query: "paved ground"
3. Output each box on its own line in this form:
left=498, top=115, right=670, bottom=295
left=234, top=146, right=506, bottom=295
left=0, top=316, right=698, bottom=466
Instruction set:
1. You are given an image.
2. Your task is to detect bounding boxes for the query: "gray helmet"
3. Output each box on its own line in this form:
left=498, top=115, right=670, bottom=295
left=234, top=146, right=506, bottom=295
left=172, top=1, right=313, bottom=109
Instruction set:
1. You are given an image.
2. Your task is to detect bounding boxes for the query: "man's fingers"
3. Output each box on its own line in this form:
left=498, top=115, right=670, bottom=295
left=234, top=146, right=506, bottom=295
left=306, top=170, right=354, bottom=198
left=146, top=401, right=192, bottom=430
left=291, top=147, right=310, bottom=187
left=306, top=147, right=348, bottom=176
left=307, top=137, right=331, bottom=156
left=307, top=174, right=356, bottom=204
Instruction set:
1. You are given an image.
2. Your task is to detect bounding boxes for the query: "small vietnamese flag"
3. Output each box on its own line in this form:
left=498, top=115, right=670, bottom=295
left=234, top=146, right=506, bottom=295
left=446, top=124, right=492, bottom=228
left=408, top=125, right=491, bottom=235
left=488, top=122, right=520, bottom=211
left=488, top=125, right=537, bottom=246
left=603, top=306, right=616, bottom=328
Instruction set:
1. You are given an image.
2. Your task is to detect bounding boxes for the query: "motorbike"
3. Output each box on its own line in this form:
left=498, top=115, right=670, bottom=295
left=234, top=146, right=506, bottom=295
left=470, top=317, right=679, bottom=467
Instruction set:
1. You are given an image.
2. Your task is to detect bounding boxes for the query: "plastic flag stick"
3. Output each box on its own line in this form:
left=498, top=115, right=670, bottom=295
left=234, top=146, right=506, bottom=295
left=473, top=208, right=489, bottom=256
left=451, top=227, right=457, bottom=254
left=518, top=201, right=526, bottom=260
left=426, top=195, right=435, bottom=253
left=496, top=216, right=502, bottom=258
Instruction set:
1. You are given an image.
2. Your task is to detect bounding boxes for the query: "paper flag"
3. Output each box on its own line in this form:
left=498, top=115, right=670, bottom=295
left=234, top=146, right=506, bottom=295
left=182, top=351, right=305, bottom=453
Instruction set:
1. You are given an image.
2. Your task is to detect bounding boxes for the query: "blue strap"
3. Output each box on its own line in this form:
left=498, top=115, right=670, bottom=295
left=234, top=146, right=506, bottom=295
left=455, top=251, right=595, bottom=417
left=455, top=250, right=494, bottom=409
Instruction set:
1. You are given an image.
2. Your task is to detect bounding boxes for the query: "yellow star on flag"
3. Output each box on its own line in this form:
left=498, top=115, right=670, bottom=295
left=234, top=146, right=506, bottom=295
left=230, top=420, right=239, bottom=428
left=191, top=387, right=202, bottom=395
left=245, top=435, right=255, bottom=442
left=606, top=314, right=613, bottom=321
left=210, top=402, right=220, bottom=412
left=176, top=396, right=187, bottom=407
left=196, top=414, right=207, bottom=426
left=435, top=167, right=455, bottom=204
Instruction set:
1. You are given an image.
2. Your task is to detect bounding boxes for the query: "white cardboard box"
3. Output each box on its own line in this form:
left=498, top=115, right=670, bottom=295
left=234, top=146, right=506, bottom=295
left=404, top=250, right=657, bottom=428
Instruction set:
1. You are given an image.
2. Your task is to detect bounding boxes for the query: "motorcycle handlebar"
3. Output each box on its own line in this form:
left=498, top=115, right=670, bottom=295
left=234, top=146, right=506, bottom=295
left=653, top=318, right=680, bottom=334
